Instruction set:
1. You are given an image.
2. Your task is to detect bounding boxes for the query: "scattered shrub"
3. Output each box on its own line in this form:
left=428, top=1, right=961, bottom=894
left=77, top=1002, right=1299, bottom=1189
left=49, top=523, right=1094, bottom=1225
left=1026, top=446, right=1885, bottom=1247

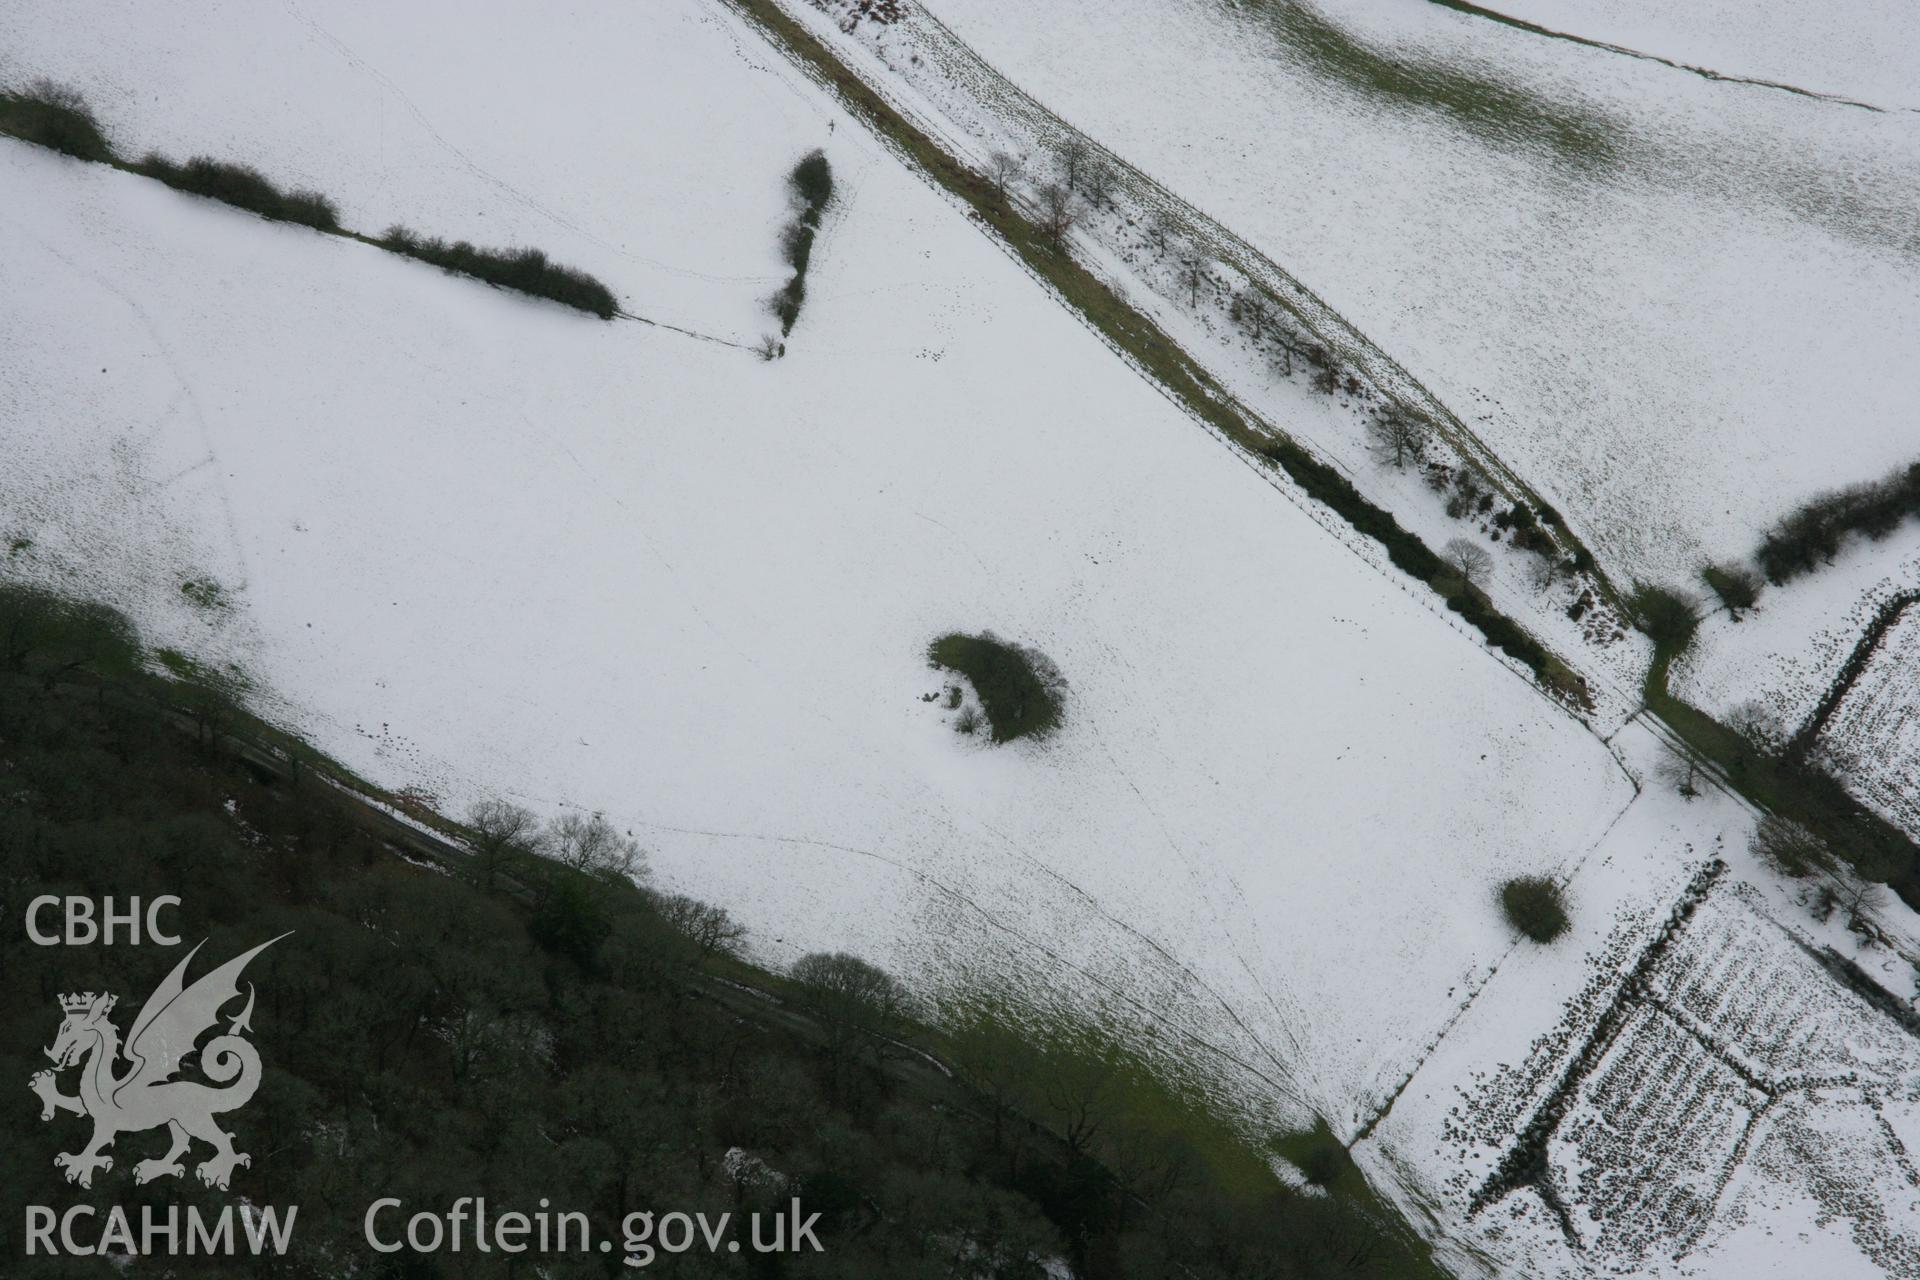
left=1445, top=469, right=1486, bottom=520
left=0, top=79, right=113, bottom=162
left=178, top=577, right=227, bottom=611
left=928, top=632, right=1063, bottom=743
left=771, top=149, right=834, bottom=334
left=1701, top=562, right=1762, bottom=617
left=1756, top=461, right=1920, bottom=584
left=138, top=154, right=341, bottom=231
left=1494, top=506, right=1554, bottom=556
left=1628, top=582, right=1702, bottom=653
left=1491, top=503, right=1535, bottom=534
left=381, top=226, right=617, bottom=319
left=1500, top=875, right=1569, bottom=942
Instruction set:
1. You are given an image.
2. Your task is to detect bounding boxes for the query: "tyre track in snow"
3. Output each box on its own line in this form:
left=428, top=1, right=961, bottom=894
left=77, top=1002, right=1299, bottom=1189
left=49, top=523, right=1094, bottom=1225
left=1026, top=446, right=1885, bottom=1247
left=632, top=816, right=1317, bottom=1112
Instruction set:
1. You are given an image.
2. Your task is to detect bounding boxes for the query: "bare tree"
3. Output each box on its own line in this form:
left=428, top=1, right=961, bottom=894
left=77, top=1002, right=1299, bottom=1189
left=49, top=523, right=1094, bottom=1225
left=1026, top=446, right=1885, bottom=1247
left=466, top=798, right=542, bottom=892
left=1654, top=750, right=1702, bottom=799
left=1841, top=877, right=1889, bottom=925
left=790, top=951, right=911, bottom=1098
left=1042, top=1044, right=1120, bottom=1157
left=1366, top=411, right=1425, bottom=470
left=1233, top=290, right=1274, bottom=344
left=657, top=893, right=747, bottom=963
left=1443, top=537, right=1494, bottom=588
left=1528, top=554, right=1570, bottom=595
left=1109, top=1126, right=1199, bottom=1209
left=1035, top=180, right=1081, bottom=245
left=1269, top=329, right=1304, bottom=378
left=1059, top=136, right=1092, bottom=193
left=1081, top=161, right=1116, bottom=211
left=1751, top=814, right=1831, bottom=877
left=1727, top=700, right=1786, bottom=757
left=1177, top=253, right=1207, bottom=308
left=546, top=812, right=647, bottom=883
left=986, top=149, right=1024, bottom=200
left=1145, top=212, right=1173, bottom=258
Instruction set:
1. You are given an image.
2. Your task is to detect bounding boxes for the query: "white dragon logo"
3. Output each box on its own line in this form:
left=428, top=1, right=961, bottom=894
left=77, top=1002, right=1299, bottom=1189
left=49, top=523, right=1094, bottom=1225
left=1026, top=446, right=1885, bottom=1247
left=29, top=935, right=287, bottom=1190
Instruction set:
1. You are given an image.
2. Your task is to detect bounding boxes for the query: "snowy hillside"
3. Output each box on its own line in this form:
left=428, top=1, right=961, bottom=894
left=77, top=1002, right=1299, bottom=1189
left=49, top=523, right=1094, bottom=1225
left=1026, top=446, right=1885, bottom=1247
left=0, top=2, right=1634, bottom=1141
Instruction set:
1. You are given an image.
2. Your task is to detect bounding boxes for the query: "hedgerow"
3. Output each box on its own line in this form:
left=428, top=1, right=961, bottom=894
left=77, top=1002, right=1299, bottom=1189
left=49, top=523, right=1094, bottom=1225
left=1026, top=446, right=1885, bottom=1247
left=1257, top=439, right=1557, bottom=677
left=0, top=80, right=113, bottom=162
left=138, top=154, right=341, bottom=231
left=381, top=227, right=617, bottom=319
left=771, top=150, right=834, bottom=334
left=1756, top=460, right=1920, bottom=584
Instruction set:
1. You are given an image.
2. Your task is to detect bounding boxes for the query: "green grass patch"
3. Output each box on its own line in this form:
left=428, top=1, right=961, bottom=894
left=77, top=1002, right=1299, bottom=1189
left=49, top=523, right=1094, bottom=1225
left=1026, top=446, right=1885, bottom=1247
left=0, top=80, right=114, bottom=162
left=0, top=582, right=143, bottom=678
left=940, top=1002, right=1447, bottom=1278
left=928, top=631, right=1063, bottom=742
left=137, top=153, right=341, bottom=231
left=1231, top=0, right=1617, bottom=169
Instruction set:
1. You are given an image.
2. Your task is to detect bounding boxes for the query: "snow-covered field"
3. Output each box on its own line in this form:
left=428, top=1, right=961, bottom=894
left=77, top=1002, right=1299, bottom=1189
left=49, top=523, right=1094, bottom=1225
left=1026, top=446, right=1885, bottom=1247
left=0, top=0, right=1637, bottom=1141
left=825, top=0, right=1920, bottom=593
left=0, top=0, right=812, bottom=346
